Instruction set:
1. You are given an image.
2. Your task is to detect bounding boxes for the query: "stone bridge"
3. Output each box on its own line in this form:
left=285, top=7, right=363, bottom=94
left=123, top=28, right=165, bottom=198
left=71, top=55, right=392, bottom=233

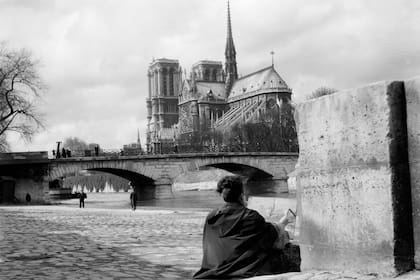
left=0, top=152, right=298, bottom=203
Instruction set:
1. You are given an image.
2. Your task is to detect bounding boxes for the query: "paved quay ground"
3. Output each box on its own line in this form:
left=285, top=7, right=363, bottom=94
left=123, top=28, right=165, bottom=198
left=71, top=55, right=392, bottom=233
left=1, top=202, right=420, bottom=279
left=0, top=204, right=206, bottom=279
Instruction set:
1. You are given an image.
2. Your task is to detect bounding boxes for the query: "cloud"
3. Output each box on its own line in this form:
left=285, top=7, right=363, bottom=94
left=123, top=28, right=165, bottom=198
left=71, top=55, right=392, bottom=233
left=1, top=0, right=420, bottom=151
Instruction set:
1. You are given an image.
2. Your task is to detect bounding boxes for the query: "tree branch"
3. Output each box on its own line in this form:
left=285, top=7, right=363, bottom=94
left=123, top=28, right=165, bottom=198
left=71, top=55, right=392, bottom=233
left=0, top=44, right=44, bottom=143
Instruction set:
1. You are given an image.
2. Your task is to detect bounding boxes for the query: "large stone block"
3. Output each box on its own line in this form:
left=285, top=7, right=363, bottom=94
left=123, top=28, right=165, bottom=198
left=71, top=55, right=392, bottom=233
left=405, top=76, right=420, bottom=268
left=295, top=81, right=414, bottom=276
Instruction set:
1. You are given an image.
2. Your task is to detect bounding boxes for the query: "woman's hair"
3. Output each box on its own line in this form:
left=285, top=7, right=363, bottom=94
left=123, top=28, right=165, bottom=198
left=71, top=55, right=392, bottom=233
left=216, top=176, right=244, bottom=203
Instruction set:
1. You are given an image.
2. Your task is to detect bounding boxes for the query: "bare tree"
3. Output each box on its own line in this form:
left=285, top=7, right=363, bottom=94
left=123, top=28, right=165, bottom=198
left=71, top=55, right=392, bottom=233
left=307, top=86, right=338, bottom=100
left=63, top=137, right=101, bottom=151
left=63, top=137, right=89, bottom=151
left=0, top=134, right=9, bottom=152
left=0, top=43, right=44, bottom=151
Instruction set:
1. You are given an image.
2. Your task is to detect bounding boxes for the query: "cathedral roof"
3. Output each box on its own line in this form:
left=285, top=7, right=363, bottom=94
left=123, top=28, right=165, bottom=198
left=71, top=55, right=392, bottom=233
left=192, top=60, right=223, bottom=67
left=179, top=80, right=226, bottom=104
left=228, top=66, right=291, bottom=102
left=196, top=82, right=226, bottom=102
left=149, top=58, right=180, bottom=72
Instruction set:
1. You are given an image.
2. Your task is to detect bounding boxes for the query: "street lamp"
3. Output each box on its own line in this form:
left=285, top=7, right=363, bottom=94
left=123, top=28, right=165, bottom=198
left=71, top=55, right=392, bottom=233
left=56, top=141, right=62, bottom=158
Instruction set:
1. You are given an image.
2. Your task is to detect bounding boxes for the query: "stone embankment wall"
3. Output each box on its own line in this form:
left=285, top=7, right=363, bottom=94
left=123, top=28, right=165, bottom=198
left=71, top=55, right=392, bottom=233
left=295, top=80, right=415, bottom=276
left=14, top=178, right=49, bottom=203
left=406, top=77, right=420, bottom=268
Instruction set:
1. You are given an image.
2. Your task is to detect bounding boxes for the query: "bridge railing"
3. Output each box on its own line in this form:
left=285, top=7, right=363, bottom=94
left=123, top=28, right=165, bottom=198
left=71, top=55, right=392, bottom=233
left=0, top=145, right=300, bottom=164
left=53, top=148, right=124, bottom=159
left=176, top=143, right=298, bottom=154
left=48, top=144, right=298, bottom=159
left=0, top=151, right=48, bottom=160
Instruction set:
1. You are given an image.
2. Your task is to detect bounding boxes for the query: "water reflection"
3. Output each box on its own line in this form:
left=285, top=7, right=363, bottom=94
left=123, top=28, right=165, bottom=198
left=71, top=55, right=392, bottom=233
left=139, top=190, right=222, bottom=209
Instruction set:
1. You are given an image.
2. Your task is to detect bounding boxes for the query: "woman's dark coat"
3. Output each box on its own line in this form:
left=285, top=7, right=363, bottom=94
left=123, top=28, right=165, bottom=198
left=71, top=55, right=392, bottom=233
left=194, top=202, right=290, bottom=279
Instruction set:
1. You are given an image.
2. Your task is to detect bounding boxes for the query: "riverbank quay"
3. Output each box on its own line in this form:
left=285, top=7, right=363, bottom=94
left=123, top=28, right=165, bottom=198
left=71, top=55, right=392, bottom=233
left=248, top=270, right=420, bottom=280
left=0, top=205, right=204, bottom=279
left=1, top=205, right=419, bottom=279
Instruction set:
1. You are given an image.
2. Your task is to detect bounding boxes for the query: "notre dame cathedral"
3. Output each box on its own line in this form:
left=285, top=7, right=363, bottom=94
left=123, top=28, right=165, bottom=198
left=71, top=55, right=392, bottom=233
left=146, top=2, right=297, bottom=154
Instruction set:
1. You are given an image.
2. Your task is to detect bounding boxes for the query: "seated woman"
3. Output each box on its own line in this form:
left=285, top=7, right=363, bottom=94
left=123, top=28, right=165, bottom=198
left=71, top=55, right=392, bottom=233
left=193, top=175, right=300, bottom=279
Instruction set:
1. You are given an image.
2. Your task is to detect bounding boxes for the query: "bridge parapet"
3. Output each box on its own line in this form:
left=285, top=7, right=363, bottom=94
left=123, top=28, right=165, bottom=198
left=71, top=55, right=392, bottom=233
left=44, top=151, right=297, bottom=161
left=0, top=151, right=48, bottom=164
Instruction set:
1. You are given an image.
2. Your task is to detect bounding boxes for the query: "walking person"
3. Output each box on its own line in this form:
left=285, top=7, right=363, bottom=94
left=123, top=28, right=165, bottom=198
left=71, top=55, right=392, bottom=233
left=79, top=191, right=87, bottom=208
left=130, top=191, right=137, bottom=211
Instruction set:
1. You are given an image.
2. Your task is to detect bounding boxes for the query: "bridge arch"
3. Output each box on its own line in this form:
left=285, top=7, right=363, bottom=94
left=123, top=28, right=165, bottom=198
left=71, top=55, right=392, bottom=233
left=49, top=166, right=159, bottom=200
left=88, top=168, right=156, bottom=200
left=200, top=163, right=282, bottom=196
left=87, top=168, right=154, bottom=185
left=202, top=163, right=273, bottom=180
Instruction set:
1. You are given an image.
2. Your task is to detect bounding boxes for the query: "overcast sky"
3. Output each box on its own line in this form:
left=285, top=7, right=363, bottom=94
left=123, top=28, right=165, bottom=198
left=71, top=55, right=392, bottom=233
left=2, top=0, right=420, bottom=152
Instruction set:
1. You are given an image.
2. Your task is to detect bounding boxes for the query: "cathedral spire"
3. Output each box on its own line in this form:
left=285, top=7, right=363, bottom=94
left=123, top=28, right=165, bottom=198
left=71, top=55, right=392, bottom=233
left=225, top=0, right=238, bottom=96
left=227, top=0, right=233, bottom=43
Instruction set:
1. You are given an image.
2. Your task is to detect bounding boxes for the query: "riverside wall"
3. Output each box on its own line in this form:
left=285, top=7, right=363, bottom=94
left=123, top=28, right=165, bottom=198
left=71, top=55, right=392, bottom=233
left=405, top=76, right=420, bottom=268
left=295, top=80, right=414, bottom=276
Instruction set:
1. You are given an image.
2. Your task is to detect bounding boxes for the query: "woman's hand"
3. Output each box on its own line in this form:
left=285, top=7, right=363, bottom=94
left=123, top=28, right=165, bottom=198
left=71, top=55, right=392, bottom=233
left=279, top=209, right=296, bottom=226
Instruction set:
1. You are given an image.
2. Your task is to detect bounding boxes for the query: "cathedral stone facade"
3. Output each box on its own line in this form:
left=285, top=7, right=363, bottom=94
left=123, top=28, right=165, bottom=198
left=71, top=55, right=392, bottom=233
left=146, top=2, right=297, bottom=154
left=146, top=59, right=182, bottom=152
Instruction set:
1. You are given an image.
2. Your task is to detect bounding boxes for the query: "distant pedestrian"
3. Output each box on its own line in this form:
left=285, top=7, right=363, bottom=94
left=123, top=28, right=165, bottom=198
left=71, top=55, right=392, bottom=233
left=94, top=146, right=99, bottom=156
left=79, top=191, right=87, bottom=208
left=130, top=191, right=137, bottom=211
left=25, top=193, right=31, bottom=205
left=66, top=149, right=71, bottom=158
left=62, top=147, right=67, bottom=158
